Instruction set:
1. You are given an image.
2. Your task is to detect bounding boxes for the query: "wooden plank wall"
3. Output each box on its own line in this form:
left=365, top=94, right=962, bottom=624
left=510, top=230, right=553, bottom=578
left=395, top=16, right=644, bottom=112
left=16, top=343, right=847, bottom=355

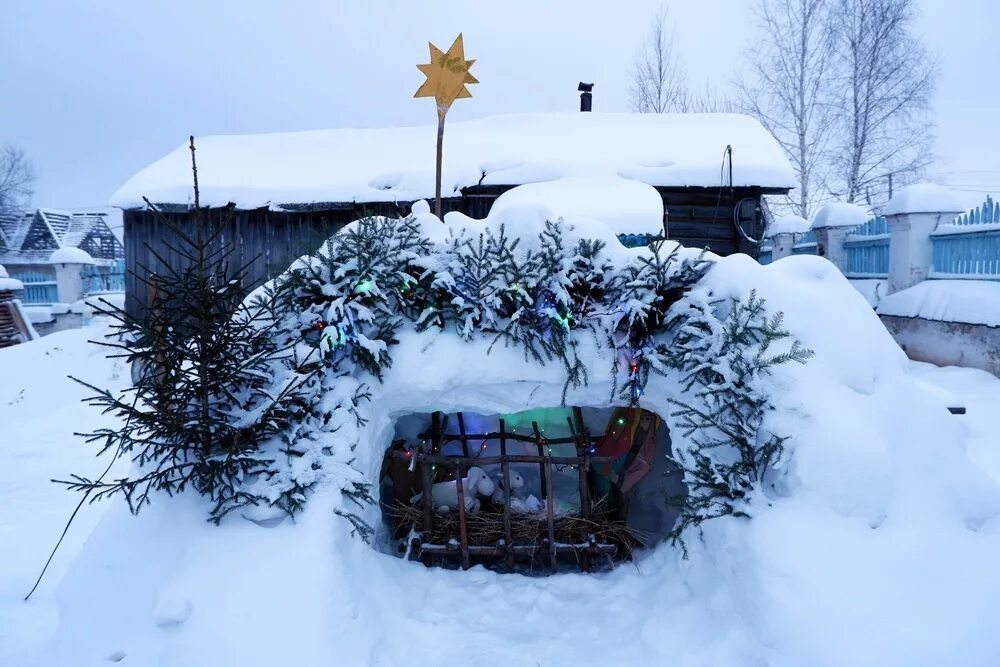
left=124, top=186, right=771, bottom=318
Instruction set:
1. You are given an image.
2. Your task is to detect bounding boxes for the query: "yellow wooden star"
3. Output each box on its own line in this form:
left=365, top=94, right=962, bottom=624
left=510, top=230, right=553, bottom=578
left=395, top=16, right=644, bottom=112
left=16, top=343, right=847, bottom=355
left=414, top=33, right=478, bottom=117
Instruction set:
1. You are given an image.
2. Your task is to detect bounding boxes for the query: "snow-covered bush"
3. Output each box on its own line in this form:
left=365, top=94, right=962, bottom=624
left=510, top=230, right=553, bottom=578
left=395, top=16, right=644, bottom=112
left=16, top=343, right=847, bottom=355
left=257, top=213, right=808, bottom=545
left=64, top=203, right=809, bottom=549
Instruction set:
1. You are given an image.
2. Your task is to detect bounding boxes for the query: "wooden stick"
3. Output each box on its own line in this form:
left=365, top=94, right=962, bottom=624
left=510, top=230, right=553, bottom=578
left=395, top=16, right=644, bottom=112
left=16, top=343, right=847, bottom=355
left=579, top=426, right=594, bottom=573
left=566, top=416, right=592, bottom=572
left=532, top=421, right=547, bottom=500
left=400, top=452, right=617, bottom=466
left=499, top=418, right=513, bottom=568
left=417, top=430, right=593, bottom=448
left=435, top=111, right=445, bottom=218
left=545, top=458, right=556, bottom=570
left=454, top=460, right=470, bottom=570
left=419, top=543, right=616, bottom=557
left=457, top=412, right=470, bottom=457
left=430, top=411, right=442, bottom=455
left=419, top=441, right=434, bottom=567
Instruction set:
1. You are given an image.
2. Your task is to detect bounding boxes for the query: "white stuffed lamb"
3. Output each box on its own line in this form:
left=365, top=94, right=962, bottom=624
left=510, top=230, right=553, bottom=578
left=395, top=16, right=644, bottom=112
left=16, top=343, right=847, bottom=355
left=491, top=471, right=525, bottom=504
left=428, top=466, right=495, bottom=513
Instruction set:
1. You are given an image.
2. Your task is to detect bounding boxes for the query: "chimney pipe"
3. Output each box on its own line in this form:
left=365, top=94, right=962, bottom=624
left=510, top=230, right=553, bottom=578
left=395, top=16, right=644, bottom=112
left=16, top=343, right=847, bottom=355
left=578, top=82, right=593, bottom=112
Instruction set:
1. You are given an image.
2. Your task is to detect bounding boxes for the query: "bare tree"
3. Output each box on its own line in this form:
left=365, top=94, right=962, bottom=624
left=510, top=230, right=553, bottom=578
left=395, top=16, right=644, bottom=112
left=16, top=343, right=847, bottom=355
left=683, top=83, right=742, bottom=114
left=828, top=0, right=936, bottom=204
left=629, top=7, right=688, bottom=113
left=0, top=146, right=35, bottom=215
left=737, top=0, right=837, bottom=218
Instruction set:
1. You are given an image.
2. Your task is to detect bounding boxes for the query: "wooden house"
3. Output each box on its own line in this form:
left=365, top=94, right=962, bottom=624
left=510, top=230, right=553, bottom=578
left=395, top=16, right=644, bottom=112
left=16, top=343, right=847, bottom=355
left=111, top=112, right=794, bottom=317
left=0, top=209, right=124, bottom=305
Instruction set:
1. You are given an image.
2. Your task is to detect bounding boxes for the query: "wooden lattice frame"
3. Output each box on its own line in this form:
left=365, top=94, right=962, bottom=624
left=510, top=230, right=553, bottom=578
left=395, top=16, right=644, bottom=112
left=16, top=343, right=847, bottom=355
left=395, top=408, right=624, bottom=572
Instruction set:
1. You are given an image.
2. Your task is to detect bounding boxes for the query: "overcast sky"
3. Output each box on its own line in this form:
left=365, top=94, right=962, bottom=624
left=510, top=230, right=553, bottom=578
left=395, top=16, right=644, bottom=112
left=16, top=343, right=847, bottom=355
left=2, top=0, right=998, bottom=211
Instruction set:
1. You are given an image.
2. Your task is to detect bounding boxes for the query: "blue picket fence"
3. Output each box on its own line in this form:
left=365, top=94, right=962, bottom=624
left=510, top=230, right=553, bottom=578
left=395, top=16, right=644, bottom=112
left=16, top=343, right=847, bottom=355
left=932, top=231, right=1000, bottom=278
left=791, top=230, right=817, bottom=255
left=11, top=269, right=58, bottom=304
left=82, top=259, right=126, bottom=294
left=844, top=216, right=890, bottom=277
left=931, top=196, right=1000, bottom=279
left=758, top=244, right=773, bottom=265
left=950, top=195, right=999, bottom=227
left=755, top=196, right=1000, bottom=280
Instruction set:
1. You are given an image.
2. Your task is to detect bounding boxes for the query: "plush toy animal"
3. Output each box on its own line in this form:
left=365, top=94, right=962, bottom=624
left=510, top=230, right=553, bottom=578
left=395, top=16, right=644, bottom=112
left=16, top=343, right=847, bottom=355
left=491, top=470, right=525, bottom=504
left=426, top=466, right=495, bottom=513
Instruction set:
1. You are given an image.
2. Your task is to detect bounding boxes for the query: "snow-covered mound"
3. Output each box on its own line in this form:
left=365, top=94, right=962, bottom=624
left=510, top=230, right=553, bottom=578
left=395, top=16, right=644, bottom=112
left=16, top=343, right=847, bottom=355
left=486, top=176, right=665, bottom=235
left=22, top=202, right=1000, bottom=666
left=110, top=112, right=795, bottom=209
left=883, top=183, right=966, bottom=216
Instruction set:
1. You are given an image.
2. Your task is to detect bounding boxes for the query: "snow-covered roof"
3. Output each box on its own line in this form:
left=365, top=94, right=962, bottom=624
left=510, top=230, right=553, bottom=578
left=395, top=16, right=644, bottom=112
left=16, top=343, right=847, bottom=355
left=110, top=112, right=796, bottom=210
left=49, top=247, right=95, bottom=265
left=810, top=202, right=872, bottom=230
left=0, top=209, right=124, bottom=265
left=766, top=214, right=811, bottom=237
left=883, top=183, right=966, bottom=216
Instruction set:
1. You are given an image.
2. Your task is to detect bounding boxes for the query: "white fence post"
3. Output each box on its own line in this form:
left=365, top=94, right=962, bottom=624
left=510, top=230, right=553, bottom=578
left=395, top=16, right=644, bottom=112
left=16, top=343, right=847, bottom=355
left=884, top=185, right=965, bottom=294
left=811, top=203, right=871, bottom=273
left=770, top=232, right=795, bottom=261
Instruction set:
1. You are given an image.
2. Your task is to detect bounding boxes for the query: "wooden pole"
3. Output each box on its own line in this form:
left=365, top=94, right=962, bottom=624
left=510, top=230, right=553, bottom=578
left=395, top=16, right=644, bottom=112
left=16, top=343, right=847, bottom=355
left=435, top=108, right=446, bottom=219
left=567, top=416, right=591, bottom=572
left=419, top=443, right=434, bottom=566
left=457, top=412, right=470, bottom=457
left=499, top=418, right=514, bottom=568
left=454, top=460, right=470, bottom=570
left=532, top=421, right=547, bottom=500
left=545, top=458, right=556, bottom=571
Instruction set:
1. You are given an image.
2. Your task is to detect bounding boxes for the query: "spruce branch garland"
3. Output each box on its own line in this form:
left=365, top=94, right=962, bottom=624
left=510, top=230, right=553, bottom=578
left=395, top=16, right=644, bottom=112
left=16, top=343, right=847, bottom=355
left=65, top=201, right=811, bottom=552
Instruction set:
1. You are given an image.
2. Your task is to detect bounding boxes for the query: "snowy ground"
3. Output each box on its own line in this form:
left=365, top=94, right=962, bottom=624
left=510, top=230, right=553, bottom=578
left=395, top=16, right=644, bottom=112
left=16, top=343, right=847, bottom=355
left=0, top=321, right=129, bottom=665
left=3, top=304, right=1000, bottom=665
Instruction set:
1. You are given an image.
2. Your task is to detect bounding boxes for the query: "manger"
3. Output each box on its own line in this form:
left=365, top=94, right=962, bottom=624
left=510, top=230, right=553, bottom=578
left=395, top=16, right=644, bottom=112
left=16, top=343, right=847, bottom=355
left=379, top=405, right=684, bottom=573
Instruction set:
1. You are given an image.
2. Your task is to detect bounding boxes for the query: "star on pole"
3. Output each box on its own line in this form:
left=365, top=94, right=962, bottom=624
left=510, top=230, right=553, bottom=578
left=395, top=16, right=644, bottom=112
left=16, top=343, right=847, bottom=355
left=414, top=33, right=478, bottom=118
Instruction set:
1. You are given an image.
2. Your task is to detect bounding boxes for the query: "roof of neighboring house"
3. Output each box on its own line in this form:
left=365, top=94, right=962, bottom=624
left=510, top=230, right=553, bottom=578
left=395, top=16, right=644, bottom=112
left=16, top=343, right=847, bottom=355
left=111, top=112, right=797, bottom=210
left=0, top=209, right=124, bottom=265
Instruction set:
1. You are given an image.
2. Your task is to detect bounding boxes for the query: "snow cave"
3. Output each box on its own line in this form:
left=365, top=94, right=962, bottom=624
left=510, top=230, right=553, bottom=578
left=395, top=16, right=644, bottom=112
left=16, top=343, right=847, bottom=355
left=378, top=405, right=685, bottom=572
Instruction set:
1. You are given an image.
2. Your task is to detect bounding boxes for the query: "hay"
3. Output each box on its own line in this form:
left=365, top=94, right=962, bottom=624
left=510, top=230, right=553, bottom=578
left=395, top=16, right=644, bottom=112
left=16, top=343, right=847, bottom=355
left=391, top=499, right=643, bottom=559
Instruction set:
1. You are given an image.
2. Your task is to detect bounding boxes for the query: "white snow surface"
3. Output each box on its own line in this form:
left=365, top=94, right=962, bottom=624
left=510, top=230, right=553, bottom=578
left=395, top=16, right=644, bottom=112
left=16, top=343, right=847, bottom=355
left=0, top=277, right=24, bottom=292
left=810, top=202, right=872, bottom=229
left=109, top=112, right=795, bottom=209
left=877, top=279, right=1000, bottom=327
left=767, top=214, right=810, bottom=237
left=5, top=242, right=1000, bottom=665
left=485, top=176, right=664, bottom=235
left=883, top=183, right=967, bottom=216
left=0, top=264, right=8, bottom=278
left=48, top=247, right=94, bottom=265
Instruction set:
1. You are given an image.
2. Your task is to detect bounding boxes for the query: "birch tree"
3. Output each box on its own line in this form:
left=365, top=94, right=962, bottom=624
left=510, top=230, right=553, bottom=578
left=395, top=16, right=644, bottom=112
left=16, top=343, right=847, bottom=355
left=0, top=146, right=34, bottom=215
left=629, top=8, right=687, bottom=114
left=829, top=0, right=936, bottom=204
left=738, top=0, right=836, bottom=218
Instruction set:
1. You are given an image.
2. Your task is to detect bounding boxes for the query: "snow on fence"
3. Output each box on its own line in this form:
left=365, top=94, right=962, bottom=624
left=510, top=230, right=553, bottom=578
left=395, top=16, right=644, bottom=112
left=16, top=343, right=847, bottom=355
left=931, top=196, right=1000, bottom=280
left=844, top=216, right=890, bottom=278
left=12, top=270, right=58, bottom=304
left=758, top=244, right=773, bottom=265
left=791, top=230, right=817, bottom=255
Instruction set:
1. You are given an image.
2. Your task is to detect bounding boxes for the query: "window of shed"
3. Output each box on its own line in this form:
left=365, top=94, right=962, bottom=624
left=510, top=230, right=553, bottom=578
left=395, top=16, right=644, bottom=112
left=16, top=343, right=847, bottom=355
left=378, top=406, right=684, bottom=574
